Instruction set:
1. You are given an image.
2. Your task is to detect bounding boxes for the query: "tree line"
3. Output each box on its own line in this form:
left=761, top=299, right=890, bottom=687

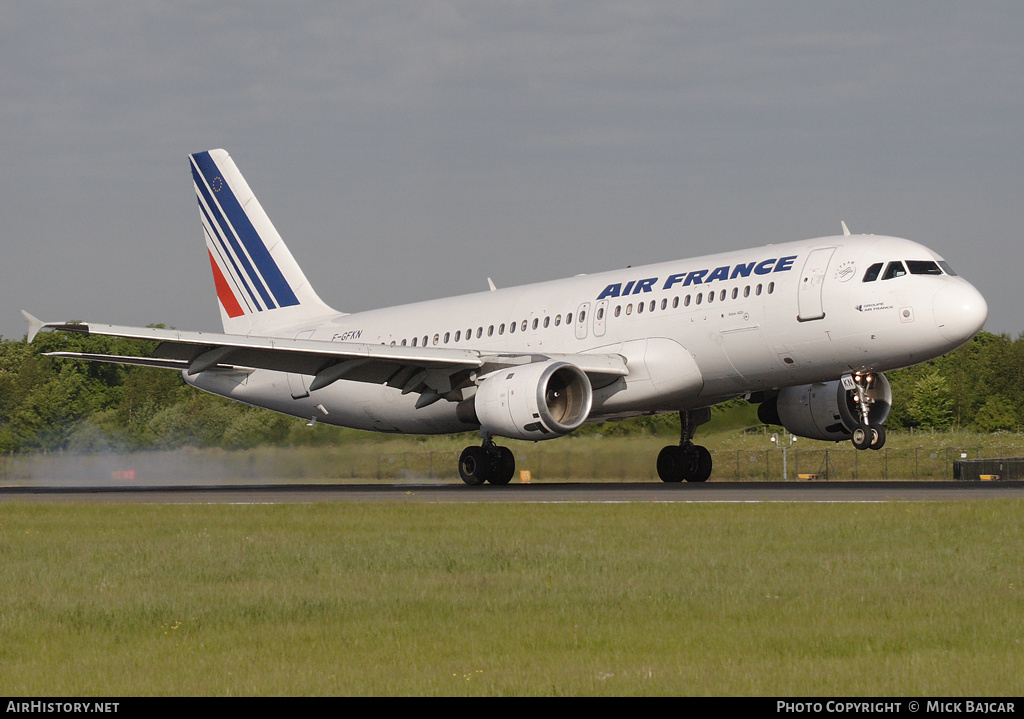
left=0, top=329, right=1021, bottom=454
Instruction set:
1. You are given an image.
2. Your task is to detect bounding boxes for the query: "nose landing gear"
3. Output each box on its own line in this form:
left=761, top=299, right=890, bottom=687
left=850, top=372, right=886, bottom=451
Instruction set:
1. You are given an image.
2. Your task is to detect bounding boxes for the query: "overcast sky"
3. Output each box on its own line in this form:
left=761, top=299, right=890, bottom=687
left=3, top=1, right=1022, bottom=342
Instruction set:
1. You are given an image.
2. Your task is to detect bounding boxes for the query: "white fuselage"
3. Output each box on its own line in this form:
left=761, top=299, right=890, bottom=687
left=187, top=233, right=987, bottom=436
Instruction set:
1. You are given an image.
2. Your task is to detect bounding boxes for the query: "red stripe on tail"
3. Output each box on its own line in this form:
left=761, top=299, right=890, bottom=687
left=208, top=250, right=245, bottom=318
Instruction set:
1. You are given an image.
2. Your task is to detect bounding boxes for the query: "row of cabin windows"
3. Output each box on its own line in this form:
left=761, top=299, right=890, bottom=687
left=399, top=312, right=576, bottom=347
left=862, top=259, right=954, bottom=282
left=395, top=280, right=776, bottom=347
left=612, top=281, right=774, bottom=318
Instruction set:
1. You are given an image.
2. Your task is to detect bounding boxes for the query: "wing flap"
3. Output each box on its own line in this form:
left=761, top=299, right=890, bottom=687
left=42, top=352, right=193, bottom=371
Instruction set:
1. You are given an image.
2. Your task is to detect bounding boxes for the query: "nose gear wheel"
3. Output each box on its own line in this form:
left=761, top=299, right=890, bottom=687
left=849, top=373, right=887, bottom=451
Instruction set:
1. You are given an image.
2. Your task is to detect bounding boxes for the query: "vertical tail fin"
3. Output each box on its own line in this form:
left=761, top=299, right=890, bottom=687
left=189, top=149, right=339, bottom=335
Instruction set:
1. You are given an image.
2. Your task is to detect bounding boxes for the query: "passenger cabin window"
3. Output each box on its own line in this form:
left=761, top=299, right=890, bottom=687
left=906, top=260, right=943, bottom=275
left=882, top=261, right=907, bottom=280
left=863, top=263, right=883, bottom=282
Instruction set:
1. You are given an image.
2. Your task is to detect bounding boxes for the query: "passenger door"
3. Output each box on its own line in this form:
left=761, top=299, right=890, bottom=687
left=797, top=247, right=835, bottom=321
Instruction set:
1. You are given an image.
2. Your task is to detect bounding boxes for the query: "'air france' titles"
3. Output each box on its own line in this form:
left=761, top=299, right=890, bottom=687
left=597, top=255, right=798, bottom=300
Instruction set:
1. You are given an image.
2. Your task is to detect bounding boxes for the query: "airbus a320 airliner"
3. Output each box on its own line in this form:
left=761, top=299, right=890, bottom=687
left=24, top=149, right=987, bottom=484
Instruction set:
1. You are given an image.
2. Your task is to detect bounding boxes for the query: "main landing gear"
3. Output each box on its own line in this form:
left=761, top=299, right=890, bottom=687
left=850, top=372, right=886, bottom=451
left=460, top=410, right=715, bottom=486
left=458, top=437, right=516, bottom=486
left=657, top=409, right=713, bottom=483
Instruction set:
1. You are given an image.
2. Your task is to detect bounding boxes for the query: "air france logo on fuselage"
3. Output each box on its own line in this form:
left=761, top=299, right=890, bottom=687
left=596, top=255, right=798, bottom=300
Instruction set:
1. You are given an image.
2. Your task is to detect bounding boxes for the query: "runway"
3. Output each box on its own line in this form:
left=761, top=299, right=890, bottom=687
left=1, top=481, right=1022, bottom=503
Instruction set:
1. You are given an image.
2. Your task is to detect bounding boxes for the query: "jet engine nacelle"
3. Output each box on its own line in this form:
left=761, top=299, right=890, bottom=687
left=470, top=360, right=593, bottom=441
left=759, top=373, right=892, bottom=441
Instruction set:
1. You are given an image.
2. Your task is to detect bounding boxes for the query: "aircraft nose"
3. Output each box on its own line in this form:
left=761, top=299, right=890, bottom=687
left=933, top=281, right=988, bottom=345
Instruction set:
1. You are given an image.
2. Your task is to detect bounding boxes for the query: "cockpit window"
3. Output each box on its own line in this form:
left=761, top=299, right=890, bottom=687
left=863, top=263, right=883, bottom=282
left=882, top=261, right=907, bottom=280
left=906, top=260, right=943, bottom=275
left=938, top=260, right=957, bottom=276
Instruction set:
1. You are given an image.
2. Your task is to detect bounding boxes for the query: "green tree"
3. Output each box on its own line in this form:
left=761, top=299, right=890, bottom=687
left=972, top=395, right=1019, bottom=433
left=904, top=369, right=954, bottom=430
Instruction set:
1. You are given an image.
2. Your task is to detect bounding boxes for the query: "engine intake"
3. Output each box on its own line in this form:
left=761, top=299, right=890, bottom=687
left=758, top=373, right=892, bottom=441
left=469, top=360, right=593, bottom=441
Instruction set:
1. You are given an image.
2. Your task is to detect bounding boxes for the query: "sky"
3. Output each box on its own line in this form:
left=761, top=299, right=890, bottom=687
left=3, top=1, right=1023, bottom=341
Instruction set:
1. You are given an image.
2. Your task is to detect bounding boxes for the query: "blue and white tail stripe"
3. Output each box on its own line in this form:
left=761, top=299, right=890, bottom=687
left=189, top=149, right=338, bottom=334
left=191, top=151, right=299, bottom=313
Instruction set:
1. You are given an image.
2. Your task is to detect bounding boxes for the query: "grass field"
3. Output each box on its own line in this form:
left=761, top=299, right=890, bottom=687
left=1, top=500, right=1021, bottom=696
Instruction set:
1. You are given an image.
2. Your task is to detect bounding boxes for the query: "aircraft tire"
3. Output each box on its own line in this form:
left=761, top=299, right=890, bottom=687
left=851, top=424, right=873, bottom=450
left=686, top=445, right=713, bottom=483
left=459, top=446, right=489, bottom=486
left=868, top=423, right=886, bottom=450
left=657, top=445, right=687, bottom=482
left=488, top=447, right=516, bottom=485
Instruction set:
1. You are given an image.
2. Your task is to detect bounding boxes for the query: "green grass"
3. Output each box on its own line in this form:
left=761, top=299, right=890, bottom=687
left=1, top=501, right=1021, bottom=696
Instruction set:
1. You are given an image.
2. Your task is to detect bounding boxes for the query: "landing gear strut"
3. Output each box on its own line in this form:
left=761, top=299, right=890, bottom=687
left=657, top=409, right=713, bottom=483
left=459, top=437, right=515, bottom=486
left=850, top=372, right=886, bottom=451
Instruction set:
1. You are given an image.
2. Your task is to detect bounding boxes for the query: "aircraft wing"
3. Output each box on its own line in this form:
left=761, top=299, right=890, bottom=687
left=23, top=313, right=628, bottom=398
